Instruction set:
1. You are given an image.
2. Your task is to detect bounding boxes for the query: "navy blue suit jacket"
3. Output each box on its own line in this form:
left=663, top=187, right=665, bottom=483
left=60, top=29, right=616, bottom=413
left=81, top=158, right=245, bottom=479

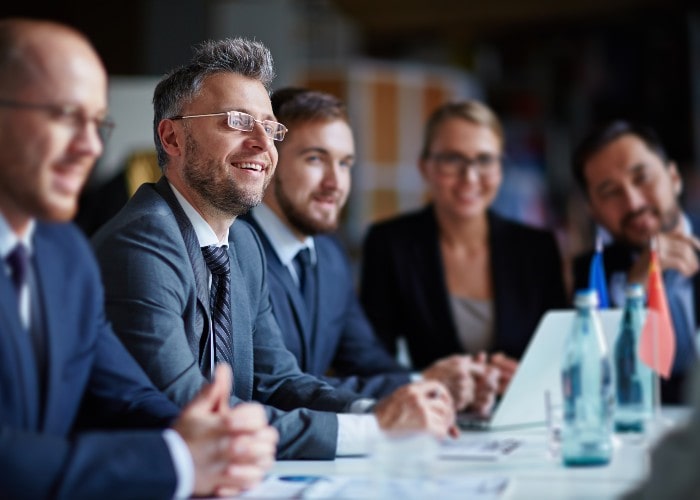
left=0, top=222, right=180, bottom=499
left=243, top=214, right=411, bottom=398
left=360, top=206, right=568, bottom=369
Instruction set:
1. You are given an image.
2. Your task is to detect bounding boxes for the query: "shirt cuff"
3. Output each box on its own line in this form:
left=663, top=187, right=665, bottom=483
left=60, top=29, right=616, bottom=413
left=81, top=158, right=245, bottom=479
left=336, top=413, right=381, bottom=456
left=410, top=371, right=423, bottom=383
left=348, top=398, right=376, bottom=413
left=162, top=428, right=194, bottom=499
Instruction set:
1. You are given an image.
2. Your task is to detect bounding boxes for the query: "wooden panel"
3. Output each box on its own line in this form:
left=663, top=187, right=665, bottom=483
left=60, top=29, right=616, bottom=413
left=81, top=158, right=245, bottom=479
left=371, top=79, right=399, bottom=164
left=369, top=189, right=399, bottom=222
left=299, top=76, right=346, bottom=102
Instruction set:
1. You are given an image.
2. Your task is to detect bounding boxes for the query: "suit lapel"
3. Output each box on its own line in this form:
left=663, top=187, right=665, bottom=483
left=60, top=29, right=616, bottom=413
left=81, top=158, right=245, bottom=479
left=153, top=178, right=214, bottom=376
left=226, top=236, right=253, bottom=399
left=244, top=216, right=313, bottom=366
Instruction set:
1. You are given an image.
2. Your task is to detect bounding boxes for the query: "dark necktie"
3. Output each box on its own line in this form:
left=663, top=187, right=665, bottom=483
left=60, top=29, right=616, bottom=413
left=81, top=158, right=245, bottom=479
left=201, top=245, right=233, bottom=368
left=6, top=243, right=28, bottom=297
left=293, top=247, right=316, bottom=316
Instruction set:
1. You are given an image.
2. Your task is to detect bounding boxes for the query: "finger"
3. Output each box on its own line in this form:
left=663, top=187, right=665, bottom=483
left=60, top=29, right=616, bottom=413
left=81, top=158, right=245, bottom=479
left=210, top=364, right=233, bottom=412
left=227, top=402, right=269, bottom=432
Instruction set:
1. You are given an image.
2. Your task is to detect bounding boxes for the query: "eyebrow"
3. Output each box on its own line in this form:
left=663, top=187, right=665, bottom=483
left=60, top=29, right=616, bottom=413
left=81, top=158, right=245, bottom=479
left=592, top=162, right=646, bottom=195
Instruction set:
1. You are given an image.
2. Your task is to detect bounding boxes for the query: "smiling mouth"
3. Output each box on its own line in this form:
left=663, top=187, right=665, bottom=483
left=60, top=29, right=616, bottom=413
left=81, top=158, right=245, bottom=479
left=236, top=162, right=265, bottom=172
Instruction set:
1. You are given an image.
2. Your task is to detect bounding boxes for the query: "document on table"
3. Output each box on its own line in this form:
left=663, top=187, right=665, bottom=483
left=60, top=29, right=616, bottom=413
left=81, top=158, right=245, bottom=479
left=237, top=474, right=511, bottom=499
left=439, top=436, right=521, bottom=460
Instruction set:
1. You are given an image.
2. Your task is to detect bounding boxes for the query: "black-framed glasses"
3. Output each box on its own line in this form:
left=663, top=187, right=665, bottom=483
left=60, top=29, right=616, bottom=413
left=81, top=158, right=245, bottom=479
left=169, top=110, right=288, bottom=141
left=0, top=99, right=115, bottom=142
left=428, top=152, right=501, bottom=177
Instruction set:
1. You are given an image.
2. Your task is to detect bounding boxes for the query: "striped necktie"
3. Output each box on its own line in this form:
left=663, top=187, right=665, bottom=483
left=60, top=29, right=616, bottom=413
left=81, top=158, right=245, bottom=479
left=201, top=245, right=233, bottom=367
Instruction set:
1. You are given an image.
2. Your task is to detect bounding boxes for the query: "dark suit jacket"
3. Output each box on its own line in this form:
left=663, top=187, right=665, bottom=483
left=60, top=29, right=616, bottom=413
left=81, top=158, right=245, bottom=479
left=243, top=214, right=411, bottom=398
left=573, top=242, right=700, bottom=403
left=0, top=222, right=180, bottom=499
left=92, top=178, right=363, bottom=460
left=360, top=205, right=568, bottom=369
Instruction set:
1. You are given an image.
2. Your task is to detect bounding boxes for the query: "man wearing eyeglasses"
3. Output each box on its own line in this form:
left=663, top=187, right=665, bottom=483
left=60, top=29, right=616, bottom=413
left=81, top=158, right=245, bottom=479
left=0, top=18, right=278, bottom=498
left=92, top=38, right=458, bottom=461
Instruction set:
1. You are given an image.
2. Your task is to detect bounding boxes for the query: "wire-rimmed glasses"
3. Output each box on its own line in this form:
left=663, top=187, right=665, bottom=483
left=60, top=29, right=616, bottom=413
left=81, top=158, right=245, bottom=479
left=0, top=99, right=115, bottom=143
left=169, top=110, right=288, bottom=141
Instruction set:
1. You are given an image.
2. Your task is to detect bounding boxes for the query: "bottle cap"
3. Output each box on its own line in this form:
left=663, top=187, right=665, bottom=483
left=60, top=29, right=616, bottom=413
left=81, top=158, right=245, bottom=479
left=625, top=283, right=645, bottom=299
left=574, top=288, right=599, bottom=308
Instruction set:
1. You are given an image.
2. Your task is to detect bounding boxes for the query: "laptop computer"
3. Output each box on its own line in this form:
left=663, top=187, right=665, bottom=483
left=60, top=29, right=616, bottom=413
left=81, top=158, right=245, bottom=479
left=458, top=308, right=623, bottom=431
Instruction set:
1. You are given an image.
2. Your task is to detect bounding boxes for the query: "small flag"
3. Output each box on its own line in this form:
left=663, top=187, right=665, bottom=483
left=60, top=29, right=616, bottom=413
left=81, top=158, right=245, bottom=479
left=638, top=248, right=676, bottom=379
left=589, top=234, right=610, bottom=309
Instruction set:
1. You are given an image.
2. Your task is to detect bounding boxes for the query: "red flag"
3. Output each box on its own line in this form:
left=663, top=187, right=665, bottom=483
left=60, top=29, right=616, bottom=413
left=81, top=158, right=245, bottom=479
left=638, top=249, right=676, bottom=379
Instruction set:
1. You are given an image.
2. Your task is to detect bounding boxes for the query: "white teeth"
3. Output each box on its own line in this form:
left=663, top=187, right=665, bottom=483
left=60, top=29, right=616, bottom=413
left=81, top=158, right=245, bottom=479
left=237, top=162, right=263, bottom=172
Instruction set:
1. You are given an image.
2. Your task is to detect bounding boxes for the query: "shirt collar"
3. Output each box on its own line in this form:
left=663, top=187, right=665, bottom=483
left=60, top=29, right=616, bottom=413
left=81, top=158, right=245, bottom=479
left=250, top=203, right=315, bottom=267
left=0, top=213, right=35, bottom=258
left=170, top=182, right=229, bottom=248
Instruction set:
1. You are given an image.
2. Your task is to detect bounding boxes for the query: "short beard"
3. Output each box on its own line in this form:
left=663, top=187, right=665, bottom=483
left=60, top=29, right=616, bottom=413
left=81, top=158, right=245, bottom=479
left=183, top=137, right=267, bottom=217
left=274, top=177, right=340, bottom=236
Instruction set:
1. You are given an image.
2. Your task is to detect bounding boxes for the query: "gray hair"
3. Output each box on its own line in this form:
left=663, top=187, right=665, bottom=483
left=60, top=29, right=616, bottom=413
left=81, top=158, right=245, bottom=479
left=152, top=37, right=275, bottom=167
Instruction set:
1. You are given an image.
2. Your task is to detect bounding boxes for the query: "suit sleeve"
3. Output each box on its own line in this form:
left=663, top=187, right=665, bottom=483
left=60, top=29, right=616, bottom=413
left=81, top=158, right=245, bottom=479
left=0, top=428, right=176, bottom=499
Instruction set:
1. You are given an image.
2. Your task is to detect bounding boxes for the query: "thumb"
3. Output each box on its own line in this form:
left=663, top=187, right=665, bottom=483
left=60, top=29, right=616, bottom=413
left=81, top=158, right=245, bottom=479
left=190, top=363, right=233, bottom=414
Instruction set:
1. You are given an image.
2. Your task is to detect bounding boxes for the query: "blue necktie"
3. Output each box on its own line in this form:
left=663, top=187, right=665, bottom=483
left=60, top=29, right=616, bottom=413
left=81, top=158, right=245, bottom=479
left=6, top=243, right=28, bottom=297
left=201, top=245, right=233, bottom=368
left=293, top=247, right=316, bottom=316
left=663, top=269, right=697, bottom=374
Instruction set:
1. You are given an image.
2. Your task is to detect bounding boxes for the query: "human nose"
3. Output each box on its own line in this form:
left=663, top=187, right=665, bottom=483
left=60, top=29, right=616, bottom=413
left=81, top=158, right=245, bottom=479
left=72, top=119, right=104, bottom=157
left=243, top=121, right=274, bottom=151
left=322, top=162, right=341, bottom=188
left=457, top=161, right=480, bottom=181
left=621, top=185, right=646, bottom=211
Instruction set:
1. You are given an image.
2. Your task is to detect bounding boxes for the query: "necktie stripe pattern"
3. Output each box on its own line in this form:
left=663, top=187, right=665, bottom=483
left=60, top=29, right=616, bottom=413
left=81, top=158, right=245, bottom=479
left=201, top=245, right=233, bottom=368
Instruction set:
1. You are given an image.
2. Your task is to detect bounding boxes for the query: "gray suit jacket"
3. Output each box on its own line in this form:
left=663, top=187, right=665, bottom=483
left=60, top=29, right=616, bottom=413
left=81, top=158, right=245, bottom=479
left=92, top=178, right=362, bottom=459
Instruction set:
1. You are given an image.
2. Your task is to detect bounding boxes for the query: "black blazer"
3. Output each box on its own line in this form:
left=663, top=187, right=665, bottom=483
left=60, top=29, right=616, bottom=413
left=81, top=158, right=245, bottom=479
left=360, top=205, right=568, bottom=369
left=573, top=242, right=700, bottom=403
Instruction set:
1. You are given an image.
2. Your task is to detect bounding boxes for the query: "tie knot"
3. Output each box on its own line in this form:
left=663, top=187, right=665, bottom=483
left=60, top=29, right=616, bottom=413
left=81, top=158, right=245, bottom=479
left=295, top=247, right=312, bottom=268
left=6, top=243, right=28, bottom=291
left=201, top=245, right=230, bottom=276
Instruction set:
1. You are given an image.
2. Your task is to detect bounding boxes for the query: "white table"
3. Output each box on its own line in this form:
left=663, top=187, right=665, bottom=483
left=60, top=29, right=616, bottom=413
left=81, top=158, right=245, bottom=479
left=263, top=407, right=691, bottom=499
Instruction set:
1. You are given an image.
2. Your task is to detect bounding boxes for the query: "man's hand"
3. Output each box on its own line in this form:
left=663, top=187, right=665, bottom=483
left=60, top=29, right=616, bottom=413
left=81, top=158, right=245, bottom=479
left=374, top=380, right=458, bottom=439
left=489, top=352, right=518, bottom=396
left=421, top=354, right=476, bottom=411
left=172, top=365, right=278, bottom=497
left=629, top=232, right=700, bottom=283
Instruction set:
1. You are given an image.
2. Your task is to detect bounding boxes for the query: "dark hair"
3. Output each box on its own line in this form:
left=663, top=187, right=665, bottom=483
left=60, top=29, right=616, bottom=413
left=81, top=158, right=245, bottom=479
left=271, top=87, right=348, bottom=132
left=572, top=120, right=671, bottom=194
left=420, top=100, right=504, bottom=160
left=152, top=37, right=275, bottom=167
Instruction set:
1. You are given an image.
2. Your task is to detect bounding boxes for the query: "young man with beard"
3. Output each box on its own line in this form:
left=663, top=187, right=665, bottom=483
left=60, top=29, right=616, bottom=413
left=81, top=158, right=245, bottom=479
left=243, top=87, right=497, bottom=415
left=572, top=120, right=700, bottom=403
left=92, top=40, right=457, bottom=461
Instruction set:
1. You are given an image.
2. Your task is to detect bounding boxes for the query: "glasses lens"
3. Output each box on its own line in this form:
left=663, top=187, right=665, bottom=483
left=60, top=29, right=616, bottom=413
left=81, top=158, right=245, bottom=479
left=267, top=122, right=287, bottom=141
left=228, top=111, right=255, bottom=131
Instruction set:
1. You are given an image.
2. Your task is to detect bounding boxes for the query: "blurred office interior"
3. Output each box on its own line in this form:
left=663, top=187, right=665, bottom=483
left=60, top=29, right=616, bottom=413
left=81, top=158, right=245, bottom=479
left=3, top=0, right=699, bottom=286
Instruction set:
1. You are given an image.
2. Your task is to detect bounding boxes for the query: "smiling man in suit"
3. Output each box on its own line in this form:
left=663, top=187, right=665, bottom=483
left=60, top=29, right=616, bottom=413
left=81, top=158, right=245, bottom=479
left=92, top=41, right=458, bottom=461
left=0, top=18, right=277, bottom=499
left=243, top=87, right=497, bottom=414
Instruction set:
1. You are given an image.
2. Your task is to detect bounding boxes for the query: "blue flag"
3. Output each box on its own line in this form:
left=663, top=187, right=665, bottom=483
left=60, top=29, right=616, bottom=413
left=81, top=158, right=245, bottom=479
left=589, top=235, right=610, bottom=309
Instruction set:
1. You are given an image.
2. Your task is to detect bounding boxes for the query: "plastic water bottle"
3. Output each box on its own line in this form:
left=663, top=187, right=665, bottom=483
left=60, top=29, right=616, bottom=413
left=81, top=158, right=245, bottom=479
left=561, top=289, right=614, bottom=466
left=614, top=283, right=653, bottom=432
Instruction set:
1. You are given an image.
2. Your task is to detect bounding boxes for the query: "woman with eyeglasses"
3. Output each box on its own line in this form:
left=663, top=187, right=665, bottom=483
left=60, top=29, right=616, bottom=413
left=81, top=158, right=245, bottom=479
left=360, top=100, right=568, bottom=397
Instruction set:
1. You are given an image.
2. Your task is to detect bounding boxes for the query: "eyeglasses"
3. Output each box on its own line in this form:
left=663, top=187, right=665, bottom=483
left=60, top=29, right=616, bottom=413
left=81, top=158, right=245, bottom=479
left=169, top=110, right=288, bottom=141
left=0, top=99, right=115, bottom=142
left=428, top=152, right=501, bottom=177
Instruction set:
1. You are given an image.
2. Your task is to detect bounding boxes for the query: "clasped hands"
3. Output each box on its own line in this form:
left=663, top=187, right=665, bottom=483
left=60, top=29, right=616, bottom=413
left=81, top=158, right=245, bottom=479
left=172, top=364, right=278, bottom=497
